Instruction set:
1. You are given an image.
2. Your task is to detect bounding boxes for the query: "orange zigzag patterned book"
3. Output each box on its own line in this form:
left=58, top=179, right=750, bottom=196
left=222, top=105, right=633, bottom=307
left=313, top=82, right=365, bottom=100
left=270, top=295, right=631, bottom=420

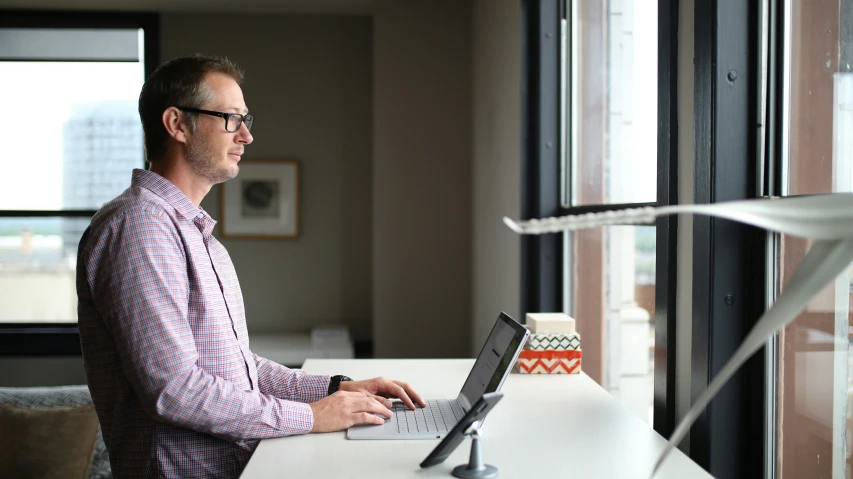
left=515, top=349, right=582, bottom=374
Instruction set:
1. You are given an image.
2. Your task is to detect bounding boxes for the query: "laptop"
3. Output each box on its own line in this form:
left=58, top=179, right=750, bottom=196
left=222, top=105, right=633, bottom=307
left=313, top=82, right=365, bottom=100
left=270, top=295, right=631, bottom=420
left=346, top=312, right=530, bottom=440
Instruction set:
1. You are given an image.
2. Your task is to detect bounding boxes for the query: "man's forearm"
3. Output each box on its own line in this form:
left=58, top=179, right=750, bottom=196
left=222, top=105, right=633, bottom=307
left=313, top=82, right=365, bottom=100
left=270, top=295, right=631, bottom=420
left=145, top=364, right=315, bottom=442
left=253, top=353, right=331, bottom=402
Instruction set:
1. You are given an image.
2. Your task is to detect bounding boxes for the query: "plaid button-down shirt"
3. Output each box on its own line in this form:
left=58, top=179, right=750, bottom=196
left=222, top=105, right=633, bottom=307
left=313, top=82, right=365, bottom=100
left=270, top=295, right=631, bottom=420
left=77, top=169, right=331, bottom=478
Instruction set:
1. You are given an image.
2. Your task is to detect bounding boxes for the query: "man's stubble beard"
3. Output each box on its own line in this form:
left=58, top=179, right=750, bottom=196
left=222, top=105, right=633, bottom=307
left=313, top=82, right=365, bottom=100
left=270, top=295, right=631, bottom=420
left=185, top=135, right=239, bottom=185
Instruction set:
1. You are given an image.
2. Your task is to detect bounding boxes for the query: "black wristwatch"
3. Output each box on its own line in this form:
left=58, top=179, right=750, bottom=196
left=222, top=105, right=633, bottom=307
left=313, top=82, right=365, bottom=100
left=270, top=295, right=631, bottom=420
left=327, top=375, right=353, bottom=395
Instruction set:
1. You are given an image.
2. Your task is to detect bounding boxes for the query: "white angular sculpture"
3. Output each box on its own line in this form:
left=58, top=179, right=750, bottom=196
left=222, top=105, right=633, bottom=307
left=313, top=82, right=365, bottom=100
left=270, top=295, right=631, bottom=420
left=503, top=193, right=853, bottom=476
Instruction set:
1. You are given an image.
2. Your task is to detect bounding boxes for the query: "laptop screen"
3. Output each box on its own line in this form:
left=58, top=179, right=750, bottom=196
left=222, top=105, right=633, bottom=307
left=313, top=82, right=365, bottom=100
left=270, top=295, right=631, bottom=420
left=457, top=312, right=529, bottom=411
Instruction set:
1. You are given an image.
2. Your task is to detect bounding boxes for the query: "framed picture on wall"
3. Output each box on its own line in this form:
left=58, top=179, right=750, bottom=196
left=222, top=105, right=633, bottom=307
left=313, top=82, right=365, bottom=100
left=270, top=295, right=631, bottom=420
left=220, top=159, right=300, bottom=238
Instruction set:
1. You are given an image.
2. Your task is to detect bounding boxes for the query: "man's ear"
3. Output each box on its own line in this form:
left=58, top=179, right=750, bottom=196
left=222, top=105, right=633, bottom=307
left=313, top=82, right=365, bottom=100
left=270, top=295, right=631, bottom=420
left=162, top=106, right=189, bottom=144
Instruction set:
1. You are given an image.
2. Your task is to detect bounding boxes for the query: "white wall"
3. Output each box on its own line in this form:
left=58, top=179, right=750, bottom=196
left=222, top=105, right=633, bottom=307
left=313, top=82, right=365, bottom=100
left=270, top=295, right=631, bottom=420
left=372, top=0, right=473, bottom=358
left=161, top=13, right=374, bottom=341
left=471, top=0, right=522, bottom=351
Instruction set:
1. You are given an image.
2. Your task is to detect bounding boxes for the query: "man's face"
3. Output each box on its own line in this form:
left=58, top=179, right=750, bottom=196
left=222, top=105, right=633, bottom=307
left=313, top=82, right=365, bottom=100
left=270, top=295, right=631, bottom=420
left=184, top=72, right=253, bottom=185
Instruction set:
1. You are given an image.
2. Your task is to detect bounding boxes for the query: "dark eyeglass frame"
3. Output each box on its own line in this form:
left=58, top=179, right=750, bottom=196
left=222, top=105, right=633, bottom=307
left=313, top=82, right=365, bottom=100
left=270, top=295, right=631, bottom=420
left=175, top=106, right=254, bottom=132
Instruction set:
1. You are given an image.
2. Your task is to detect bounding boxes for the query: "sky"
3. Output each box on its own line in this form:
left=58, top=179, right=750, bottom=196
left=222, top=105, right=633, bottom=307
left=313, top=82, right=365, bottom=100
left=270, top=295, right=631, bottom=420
left=0, top=62, right=144, bottom=210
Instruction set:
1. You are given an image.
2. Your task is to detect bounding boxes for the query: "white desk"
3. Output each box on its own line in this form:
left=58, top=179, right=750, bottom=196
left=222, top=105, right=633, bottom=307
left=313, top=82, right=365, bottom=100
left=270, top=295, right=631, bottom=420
left=241, top=359, right=712, bottom=478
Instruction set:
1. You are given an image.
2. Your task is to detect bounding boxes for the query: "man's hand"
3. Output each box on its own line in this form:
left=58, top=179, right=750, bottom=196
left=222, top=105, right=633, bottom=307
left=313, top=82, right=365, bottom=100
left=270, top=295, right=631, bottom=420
left=309, top=391, right=394, bottom=433
left=339, top=377, right=427, bottom=411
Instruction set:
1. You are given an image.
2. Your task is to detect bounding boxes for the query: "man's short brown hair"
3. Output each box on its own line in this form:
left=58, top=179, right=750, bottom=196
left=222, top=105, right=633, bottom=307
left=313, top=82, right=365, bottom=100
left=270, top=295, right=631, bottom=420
left=138, top=55, right=244, bottom=161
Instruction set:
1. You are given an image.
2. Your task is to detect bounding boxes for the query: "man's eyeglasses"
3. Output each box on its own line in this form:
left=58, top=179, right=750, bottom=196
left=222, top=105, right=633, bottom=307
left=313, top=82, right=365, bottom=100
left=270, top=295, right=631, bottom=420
left=175, top=106, right=254, bottom=133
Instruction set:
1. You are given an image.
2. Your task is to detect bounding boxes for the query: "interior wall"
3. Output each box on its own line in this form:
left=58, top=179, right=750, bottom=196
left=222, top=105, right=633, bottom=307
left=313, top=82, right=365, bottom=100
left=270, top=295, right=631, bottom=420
left=372, top=0, right=473, bottom=358
left=161, top=13, right=374, bottom=340
left=471, top=0, right=522, bottom=352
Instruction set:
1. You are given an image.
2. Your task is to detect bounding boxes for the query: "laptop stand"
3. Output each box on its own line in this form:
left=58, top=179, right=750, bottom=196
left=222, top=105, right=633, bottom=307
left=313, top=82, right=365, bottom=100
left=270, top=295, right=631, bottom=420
left=451, top=422, right=499, bottom=479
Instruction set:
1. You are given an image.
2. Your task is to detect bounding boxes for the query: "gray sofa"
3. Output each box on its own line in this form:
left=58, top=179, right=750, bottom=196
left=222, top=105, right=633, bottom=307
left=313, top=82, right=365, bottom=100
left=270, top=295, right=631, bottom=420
left=0, top=385, right=111, bottom=479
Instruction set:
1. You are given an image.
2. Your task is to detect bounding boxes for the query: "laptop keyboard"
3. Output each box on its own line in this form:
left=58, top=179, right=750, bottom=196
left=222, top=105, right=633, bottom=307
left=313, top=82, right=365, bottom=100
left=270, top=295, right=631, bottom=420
left=392, top=400, right=464, bottom=434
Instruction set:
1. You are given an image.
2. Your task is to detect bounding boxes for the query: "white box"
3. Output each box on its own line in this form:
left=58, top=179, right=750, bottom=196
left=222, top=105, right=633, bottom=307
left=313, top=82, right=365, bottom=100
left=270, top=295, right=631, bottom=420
left=525, top=312, right=576, bottom=334
left=525, top=332, right=581, bottom=351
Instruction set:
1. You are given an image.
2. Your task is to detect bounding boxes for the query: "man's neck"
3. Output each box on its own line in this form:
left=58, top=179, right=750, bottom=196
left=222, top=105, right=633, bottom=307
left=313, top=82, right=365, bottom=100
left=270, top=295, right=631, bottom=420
left=149, top=160, right=212, bottom=206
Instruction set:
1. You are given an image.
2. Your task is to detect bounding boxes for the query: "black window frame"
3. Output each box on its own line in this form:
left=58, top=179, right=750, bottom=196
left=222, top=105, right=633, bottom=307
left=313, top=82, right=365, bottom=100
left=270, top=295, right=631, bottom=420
left=690, top=0, right=766, bottom=477
left=0, top=9, right=159, bottom=356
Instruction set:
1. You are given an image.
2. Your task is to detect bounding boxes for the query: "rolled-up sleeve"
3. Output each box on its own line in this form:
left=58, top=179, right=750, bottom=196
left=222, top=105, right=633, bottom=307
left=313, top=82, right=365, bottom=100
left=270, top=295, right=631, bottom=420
left=89, top=208, right=315, bottom=441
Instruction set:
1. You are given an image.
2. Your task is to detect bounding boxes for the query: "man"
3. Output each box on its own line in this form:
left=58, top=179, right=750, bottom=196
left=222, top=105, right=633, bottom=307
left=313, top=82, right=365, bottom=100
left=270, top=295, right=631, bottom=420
left=76, top=55, right=425, bottom=478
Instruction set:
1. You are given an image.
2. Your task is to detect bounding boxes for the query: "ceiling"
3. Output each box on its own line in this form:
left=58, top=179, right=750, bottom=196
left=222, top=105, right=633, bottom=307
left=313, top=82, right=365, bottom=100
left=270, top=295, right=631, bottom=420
left=0, top=0, right=376, bottom=14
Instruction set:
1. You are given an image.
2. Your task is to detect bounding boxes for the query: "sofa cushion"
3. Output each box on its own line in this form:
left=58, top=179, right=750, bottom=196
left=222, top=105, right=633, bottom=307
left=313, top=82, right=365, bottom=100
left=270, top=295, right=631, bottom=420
left=0, top=386, right=111, bottom=479
left=0, top=403, right=99, bottom=479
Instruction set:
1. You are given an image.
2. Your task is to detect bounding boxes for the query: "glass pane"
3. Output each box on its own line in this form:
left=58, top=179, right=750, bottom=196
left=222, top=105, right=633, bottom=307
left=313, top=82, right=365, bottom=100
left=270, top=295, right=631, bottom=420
left=777, top=236, right=852, bottom=478
left=0, top=217, right=88, bottom=322
left=777, top=1, right=853, bottom=476
left=0, top=62, right=144, bottom=210
left=785, top=6, right=853, bottom=196
left=569, top=225, right=655, bottom=424
left=567, top=0, right=657, bottom=207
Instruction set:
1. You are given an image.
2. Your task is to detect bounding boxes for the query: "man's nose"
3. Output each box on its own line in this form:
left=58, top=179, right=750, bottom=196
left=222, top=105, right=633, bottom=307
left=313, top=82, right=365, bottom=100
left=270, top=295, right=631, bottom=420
left=236, top=122, right=253, bottom=145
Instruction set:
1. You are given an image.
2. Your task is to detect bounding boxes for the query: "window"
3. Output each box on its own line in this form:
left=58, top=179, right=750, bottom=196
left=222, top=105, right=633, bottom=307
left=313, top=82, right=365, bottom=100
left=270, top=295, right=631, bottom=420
left=0, top=12, right=157, bottom=352
left=523, top=0, right=665, bottom=428
left=565, top=0, right=658, bottom=424
left=0, top=61, right=144, bottom=323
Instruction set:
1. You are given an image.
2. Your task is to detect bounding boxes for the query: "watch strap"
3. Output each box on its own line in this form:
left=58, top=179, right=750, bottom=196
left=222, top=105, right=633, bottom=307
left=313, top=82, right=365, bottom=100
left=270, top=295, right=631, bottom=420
left=327, top=375, right=353, bottom=395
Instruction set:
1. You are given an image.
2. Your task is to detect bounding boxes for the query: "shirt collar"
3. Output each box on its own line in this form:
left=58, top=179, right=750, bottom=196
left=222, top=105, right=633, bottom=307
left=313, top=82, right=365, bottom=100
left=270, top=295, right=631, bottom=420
left=131, top=168, right=212, bottom=225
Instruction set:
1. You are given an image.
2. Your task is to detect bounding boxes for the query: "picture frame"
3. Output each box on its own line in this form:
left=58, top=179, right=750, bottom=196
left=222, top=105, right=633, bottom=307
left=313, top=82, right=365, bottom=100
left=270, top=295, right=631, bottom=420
left=220, top=159, right=300, bottom=238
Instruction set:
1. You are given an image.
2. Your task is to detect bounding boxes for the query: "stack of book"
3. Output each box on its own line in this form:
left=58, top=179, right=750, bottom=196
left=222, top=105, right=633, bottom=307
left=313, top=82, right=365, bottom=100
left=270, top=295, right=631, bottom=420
left=515, top=313, right=582, bottom=374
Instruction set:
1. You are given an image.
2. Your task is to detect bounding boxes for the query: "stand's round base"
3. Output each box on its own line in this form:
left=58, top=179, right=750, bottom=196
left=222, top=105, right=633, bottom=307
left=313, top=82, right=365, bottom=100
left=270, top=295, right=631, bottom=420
left=451, top=464, right=499, bottom=479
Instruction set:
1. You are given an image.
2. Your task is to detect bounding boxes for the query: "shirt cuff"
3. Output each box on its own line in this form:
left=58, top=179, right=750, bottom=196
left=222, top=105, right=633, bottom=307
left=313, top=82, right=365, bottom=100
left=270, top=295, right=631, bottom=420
left=279, top=400, right=315, bottom=435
